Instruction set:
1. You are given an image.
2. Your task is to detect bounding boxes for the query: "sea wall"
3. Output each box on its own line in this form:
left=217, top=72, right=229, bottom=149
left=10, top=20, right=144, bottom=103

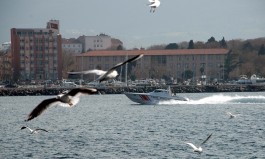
left=0, top=85, right=265, bottom=96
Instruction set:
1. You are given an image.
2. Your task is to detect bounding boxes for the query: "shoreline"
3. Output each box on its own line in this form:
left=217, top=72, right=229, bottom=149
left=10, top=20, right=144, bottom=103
left=0, top=85, right=265, bottom=96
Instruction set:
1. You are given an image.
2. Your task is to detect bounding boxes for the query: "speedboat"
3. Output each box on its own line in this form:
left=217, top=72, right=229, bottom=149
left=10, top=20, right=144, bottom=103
left=124, top=86, right=188, bottom=105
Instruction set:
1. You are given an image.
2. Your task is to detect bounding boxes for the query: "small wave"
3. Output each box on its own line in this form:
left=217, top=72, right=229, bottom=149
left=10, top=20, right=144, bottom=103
left=158, top=94, right=265, bottom=105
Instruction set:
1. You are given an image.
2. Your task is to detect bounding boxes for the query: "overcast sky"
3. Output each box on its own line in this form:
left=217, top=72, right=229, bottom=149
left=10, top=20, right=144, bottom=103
left=0, top=0, right=264, bottom=49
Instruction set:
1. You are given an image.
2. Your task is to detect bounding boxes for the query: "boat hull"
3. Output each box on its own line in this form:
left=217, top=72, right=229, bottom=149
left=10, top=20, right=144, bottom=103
left=124, top=92, right=187, bottom=105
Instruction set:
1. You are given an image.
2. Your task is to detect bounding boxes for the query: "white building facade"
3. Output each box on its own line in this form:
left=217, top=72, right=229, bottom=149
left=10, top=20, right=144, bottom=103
left=62, top=43, right=82, bottom=54
left=0, top=42, right=11, bottom=51
left=78, top=34, right=112, bottom=52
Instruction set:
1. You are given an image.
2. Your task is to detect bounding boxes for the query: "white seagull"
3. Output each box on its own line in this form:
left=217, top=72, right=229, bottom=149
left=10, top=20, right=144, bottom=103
left=186, top=133, right=213, bottom=153
left=226, top=112, right=240, bottom=119
left=25, top=88, right=97, bottom=121
left=148, top=0, right=161, bottom=12
left=21, top=126, right=48, bottom=134
left=68, top=54, right=143, bottom=83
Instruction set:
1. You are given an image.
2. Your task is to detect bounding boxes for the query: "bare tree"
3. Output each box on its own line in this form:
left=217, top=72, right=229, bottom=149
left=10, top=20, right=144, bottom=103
left=62, top=50, right=76, bottom=78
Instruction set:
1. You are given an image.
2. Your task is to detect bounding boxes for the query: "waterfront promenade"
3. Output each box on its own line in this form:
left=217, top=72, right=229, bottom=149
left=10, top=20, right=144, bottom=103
left=0, top=84, right=265, bottom=96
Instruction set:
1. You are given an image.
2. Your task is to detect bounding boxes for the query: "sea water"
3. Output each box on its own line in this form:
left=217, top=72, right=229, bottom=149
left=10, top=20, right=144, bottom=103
left=0, top=92, right=265, bottom=158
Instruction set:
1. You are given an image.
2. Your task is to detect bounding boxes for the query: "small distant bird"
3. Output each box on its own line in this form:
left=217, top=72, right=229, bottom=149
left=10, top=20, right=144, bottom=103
left=25, top=88, right=97, bottom=121
left=68, top=54, right=143, bottom=83
left=148, top=0, right=160, bottom=12
left=186, top=133, right=213, bottom=153
left=21, top=126, right=48, bottom=134
left=226, top=112, right=240, bottom=119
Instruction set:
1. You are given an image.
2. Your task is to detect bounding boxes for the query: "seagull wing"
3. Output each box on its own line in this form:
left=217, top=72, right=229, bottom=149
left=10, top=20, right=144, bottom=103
left=35, top=128, right=48, bottom=132
left=111, top=54, right=144, bottom=71
left=149, top=0, right=160, bottom=7
left=86, top=69, right=107, bottom=76
left=149, top=0, right=155, bottom=2
left=67, top=88, right=97, bottom=97
left=97, top=54, right=143, bottom=82
left=186, top=143, right=198, bottom=150
left=26, top=98, right=61, bottom=121
left=103, top=54, right=143, bottom=77
left=97, top=69, right=118, bottom=82
left=201, top=133, right=213, bottom=145
left=226, top=112, right=233, bottom=116
left=68, top=69, right=106, bottom=76
left=21, top=126, right=33, bottom=132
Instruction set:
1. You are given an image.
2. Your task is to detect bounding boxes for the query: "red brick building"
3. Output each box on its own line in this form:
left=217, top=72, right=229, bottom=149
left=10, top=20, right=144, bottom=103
left=10, top=20, right=62, bottom=82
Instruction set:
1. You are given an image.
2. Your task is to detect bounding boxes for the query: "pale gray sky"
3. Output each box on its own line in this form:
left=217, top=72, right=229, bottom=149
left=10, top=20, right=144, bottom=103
left=0, top=0, right=264, bottom=49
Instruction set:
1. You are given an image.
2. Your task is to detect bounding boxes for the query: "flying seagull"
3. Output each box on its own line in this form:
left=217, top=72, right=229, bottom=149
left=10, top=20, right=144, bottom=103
left=68, top=54, right=144, bottom=83
left=186, top=133, right=213, bottom=153
left=148, top=0, right=160, bottom=12
left=21, top=126, right=48, bottom=134
left=25, top=88, right=97, bottom=121
left=226, top=112, right=240, bottom=119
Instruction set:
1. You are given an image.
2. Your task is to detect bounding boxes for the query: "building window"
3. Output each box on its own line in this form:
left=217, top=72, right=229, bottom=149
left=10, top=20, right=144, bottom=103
left=105, top=57, right=109, bottom=61
left=88, top=64, right=93, bottom=69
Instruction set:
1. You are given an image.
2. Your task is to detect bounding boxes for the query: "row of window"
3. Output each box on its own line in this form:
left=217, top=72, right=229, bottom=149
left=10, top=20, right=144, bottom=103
left=94, top=39, right=103, bottom=43
left=17, top=30, right=53, bottom=36
left=20, top=38, right=56, bottom=43
left=87, top=56, right=126, bottom=62
left=94, top=44, right=103, bottom=48
left=20, top=71, right=58, bottom=80
left=20, top=46, right=57, bottom=51
left=20, top=52, right=57, bottom=57
left=20, top=60, right=57, bottom=65
left=62, top=44, right=82, bottom=48
left=168, top=63, right=224, bottom=69
left=85, top=62, right=223, bottom=71
left=84, top=55, right=222, bottom=63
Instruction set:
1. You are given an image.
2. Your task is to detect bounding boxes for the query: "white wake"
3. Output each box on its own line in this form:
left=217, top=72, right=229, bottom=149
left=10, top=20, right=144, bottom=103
left=158, top=94, right=265, bottom=105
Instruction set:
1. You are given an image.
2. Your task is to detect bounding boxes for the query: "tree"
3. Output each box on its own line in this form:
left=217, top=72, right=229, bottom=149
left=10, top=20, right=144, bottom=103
left=242, top=41, right=253, bottom=51
left=147, top=44, right=166, bottom=50
left=224, top=50, right=240, bottom=80
left=207, top=36, right=216, bottom=43
left=258, top=44, right=265, bottom=55
left=188, top=40, right=194, bottom=49
left=200, top=64, right=205, bottom=75
left=206, top=36, right=219, bottom=48
left=219, top=37, right=227, bottom=48
left=62, top=51, right=75, bottom=78
left=194, top=41, right=205, bottom=49
left=165, top=43, right=179, bottom=49
left=117, top=45, right=123, bottom=50
left=182, top=70, right=193, bottom=80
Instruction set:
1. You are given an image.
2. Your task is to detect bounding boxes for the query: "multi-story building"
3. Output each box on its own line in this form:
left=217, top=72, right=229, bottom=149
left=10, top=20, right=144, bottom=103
left=73, top=49, right=228, bottom=82
left=10, top=20, right=62, bottom=82
left=0, top=49, right=12, bottom=82
left=62, top=38, right=82, bottom=54
left=77, top=34, right=123, bottom=52
left=0, top=42, right=11, bottom=51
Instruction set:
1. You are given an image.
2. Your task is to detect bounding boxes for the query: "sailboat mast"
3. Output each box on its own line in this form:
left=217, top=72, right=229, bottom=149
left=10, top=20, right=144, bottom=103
left=125, top=54, right=128, bottom=86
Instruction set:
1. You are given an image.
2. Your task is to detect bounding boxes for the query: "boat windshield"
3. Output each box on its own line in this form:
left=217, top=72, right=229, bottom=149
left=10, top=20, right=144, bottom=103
left=154, top=89, right=168, bottom=93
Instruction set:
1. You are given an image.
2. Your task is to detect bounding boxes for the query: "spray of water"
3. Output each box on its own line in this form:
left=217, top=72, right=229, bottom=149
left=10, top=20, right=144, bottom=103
left=158, top=94, right=265, bottom=105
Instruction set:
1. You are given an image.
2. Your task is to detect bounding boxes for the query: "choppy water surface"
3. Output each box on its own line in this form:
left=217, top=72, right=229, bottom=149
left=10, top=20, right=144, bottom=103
left=1, top=92, right=265, bottom=158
